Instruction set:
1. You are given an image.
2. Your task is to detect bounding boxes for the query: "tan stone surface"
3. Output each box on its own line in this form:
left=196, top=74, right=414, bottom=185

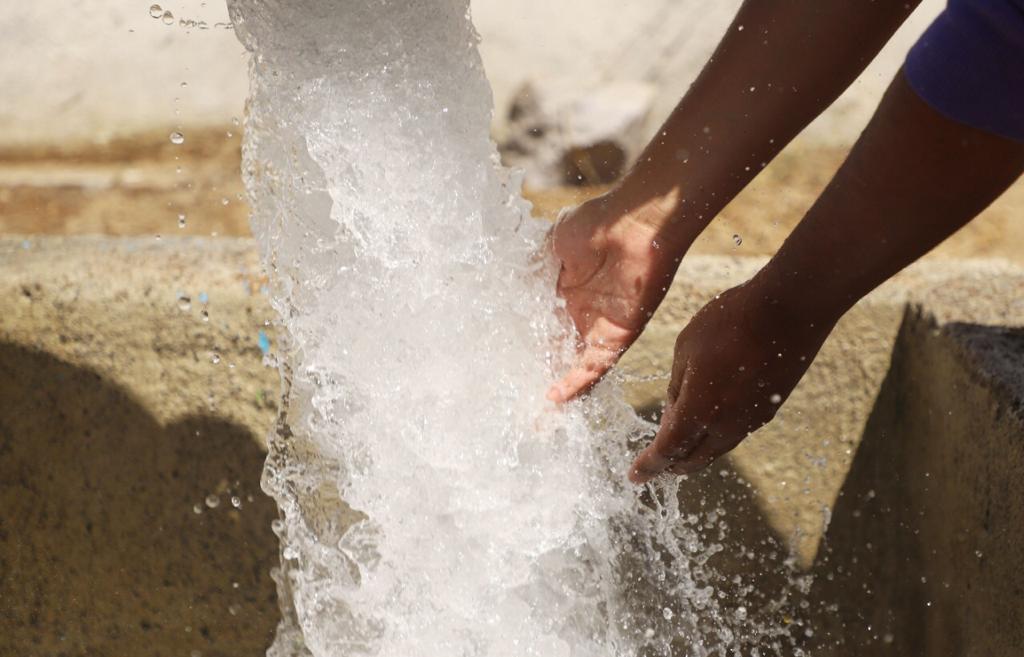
left=6, top=141, right=1024, bottom=268
left=1, top=237, right=1022, bottom=655
left=0, top=237, right=281, bottom=657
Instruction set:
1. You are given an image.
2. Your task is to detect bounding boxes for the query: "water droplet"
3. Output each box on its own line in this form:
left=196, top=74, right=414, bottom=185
left=231, top=495, right=242, bottom=508
left=205, top=494, right=220, bottom=509
left=169, top=131, right=185, bottom=145
left=732, top=233, right=743, bottom=246
left=149, top=4, right=163, bottom=18
left=161, top=10, right=175, bottom=25
left=177, top=294, right=191, bottom=311
left=177, top=213, right=187, bottom=228
left=770, top=393, right=782, bottom=404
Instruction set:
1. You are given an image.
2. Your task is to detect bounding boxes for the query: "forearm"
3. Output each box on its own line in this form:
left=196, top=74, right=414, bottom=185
left=613, top=0, right=921, bottom=251
left=751, top=72, right=1024, bottom=323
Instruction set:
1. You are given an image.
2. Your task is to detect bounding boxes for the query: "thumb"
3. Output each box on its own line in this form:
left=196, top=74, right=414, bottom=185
left=629, top=402, right=709, bottom=484
left=629, top=353, right=707, bottom=484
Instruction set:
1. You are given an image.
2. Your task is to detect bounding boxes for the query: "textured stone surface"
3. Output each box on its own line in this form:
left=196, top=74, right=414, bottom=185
left=809, top=312, right=1024, bottom=656
left=0, top=237, right=281, bottom=657
left=1, top=237, right=1022, bottom=655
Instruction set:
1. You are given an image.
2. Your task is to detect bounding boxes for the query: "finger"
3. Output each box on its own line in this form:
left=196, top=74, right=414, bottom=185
left=546, top=343, right=620, bottom=403
left=666, top=440, right=719, bottom=476
left=628, top=402, right=708, bottom=484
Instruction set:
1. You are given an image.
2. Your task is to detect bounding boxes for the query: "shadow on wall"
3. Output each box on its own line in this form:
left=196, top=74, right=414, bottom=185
left=0, top=343, right=280, bottom=657
left=810, top=311, right=1024, bottom=656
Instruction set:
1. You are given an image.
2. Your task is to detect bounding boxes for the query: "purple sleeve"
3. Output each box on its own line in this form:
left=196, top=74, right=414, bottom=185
left=904, top=0, right=1024, bottom=142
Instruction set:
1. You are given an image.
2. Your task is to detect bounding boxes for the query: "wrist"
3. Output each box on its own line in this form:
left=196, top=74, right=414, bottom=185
left=745, top=262, right=850, bottom=333
left=598, top=178, right=698, bottom=257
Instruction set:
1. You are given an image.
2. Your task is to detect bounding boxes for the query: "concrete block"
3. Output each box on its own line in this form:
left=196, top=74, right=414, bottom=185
left=809, top=312, right=1024, bottom=655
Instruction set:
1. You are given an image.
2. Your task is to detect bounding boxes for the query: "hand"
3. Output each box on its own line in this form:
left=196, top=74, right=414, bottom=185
left=629, top=282, right=836, bottom=483
left=547, top=191, right=688, bottom=403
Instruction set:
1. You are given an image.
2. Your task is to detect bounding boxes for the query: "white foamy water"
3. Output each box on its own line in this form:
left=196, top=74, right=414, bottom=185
left=228, top=1, right=805, bottom=655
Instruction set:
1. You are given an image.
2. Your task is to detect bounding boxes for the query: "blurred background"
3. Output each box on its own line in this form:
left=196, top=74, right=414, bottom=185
left=1, top=0, right=1021, bottom=262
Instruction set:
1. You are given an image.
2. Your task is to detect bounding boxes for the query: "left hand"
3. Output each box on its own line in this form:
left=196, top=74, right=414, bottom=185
left=547, top=191, right=688, bottom=403
left=629, top=282, right=836, bottom=484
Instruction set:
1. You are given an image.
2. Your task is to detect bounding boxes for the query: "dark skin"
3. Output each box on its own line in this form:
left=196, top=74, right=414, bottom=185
left=547, top=0, right=1024, bottom=483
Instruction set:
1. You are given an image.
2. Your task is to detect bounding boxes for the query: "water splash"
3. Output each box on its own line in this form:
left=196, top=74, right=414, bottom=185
left=228, top=1, right=805, bottom=655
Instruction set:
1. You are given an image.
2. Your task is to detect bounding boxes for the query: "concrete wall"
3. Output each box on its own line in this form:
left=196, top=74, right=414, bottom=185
left=2, top=236, right=1022, bottom=655
left=810, top=313, right=1024, bottom=656
left=0, top=0, right=942, bottom=151
left=0, top=1, right=248, bottom=150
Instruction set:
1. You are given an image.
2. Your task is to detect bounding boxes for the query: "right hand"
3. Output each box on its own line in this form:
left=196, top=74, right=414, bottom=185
left=547, top=192, right=689, bottom=403
left=628, top=282, right=835, bottom=483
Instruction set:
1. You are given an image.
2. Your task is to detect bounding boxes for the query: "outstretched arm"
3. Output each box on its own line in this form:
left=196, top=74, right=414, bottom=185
left=630, top=72, right=1024, bottom=483
left=549, top=0, right=922, bottom=402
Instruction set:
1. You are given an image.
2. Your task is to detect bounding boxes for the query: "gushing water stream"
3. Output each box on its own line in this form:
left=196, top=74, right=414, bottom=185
left=228, top=2, right=805, bottom=655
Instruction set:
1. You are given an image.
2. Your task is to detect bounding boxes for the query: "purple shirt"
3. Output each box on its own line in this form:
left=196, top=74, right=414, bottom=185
left=905, top=0, right=1024, bottom=142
